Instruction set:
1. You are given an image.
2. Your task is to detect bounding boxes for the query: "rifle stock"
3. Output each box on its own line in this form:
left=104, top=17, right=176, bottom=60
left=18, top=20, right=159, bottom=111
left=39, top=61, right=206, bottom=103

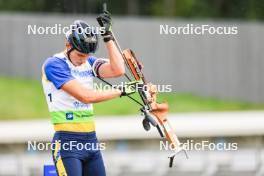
left=122, top=49, right=188, bottom=167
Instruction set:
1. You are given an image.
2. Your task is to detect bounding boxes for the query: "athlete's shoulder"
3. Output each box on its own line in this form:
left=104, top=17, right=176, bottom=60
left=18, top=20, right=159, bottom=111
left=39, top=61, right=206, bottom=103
left=43, top=53, right=70, bottom=75
left=43, top=52, right=74, bottom=89
left=43, top=53, right=67, bottom=68
left=87, top=55, right=97, bottom=66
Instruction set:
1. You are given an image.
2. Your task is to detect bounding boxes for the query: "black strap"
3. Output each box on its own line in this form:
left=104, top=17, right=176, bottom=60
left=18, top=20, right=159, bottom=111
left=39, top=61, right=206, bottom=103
left=66, top=48, right=74, bottom=63
left=169, top=155, right=175, bottom=167
left=95, top=76, right=144, bottom=106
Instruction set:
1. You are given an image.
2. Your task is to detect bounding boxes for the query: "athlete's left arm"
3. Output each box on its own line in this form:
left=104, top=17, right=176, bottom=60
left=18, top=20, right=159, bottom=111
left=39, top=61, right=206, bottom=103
left=97, top=40, right=125, bottom=78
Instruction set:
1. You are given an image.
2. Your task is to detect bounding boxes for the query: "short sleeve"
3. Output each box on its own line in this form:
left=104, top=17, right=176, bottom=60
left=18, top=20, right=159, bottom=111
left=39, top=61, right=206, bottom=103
left=44, top=57, right=74, bottom=89
left=87, top=56, right=109, bottom=77
left=87, top=56, right=97, bottom=67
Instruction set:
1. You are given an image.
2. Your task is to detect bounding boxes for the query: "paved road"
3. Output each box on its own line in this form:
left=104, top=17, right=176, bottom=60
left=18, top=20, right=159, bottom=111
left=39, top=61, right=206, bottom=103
left=0, top=111, right=264, bottom=143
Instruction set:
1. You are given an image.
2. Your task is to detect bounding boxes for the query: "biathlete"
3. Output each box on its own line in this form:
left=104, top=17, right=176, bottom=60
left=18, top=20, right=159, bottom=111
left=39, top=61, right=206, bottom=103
left=42, top=11, right=134, bottom=176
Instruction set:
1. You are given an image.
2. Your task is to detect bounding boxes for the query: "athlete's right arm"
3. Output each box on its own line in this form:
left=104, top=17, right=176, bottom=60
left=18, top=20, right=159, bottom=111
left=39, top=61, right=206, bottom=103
left=44, top=57, right=122, bottom=104
left=61, top=79, right=122, bottom=104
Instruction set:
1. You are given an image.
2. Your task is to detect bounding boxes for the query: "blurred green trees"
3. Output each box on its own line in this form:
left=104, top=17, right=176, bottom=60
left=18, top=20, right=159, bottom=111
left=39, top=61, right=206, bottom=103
left=0, top=0, right=263, bottom=20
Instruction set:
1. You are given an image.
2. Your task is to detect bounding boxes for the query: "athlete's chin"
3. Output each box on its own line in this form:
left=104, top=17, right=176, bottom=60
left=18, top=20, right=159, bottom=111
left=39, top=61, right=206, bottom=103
left=74, top=62, right=84, bottom=66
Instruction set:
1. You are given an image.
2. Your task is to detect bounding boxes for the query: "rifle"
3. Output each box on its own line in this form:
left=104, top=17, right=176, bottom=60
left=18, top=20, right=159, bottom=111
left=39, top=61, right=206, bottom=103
left=97, top=3, right=188, bottom=167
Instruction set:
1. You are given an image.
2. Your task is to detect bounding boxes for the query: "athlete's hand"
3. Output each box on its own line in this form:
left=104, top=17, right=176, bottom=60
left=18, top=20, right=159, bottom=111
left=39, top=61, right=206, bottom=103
left=97, top=10, right=112, bottom=32
left=96, top=10, right=113, bottom=42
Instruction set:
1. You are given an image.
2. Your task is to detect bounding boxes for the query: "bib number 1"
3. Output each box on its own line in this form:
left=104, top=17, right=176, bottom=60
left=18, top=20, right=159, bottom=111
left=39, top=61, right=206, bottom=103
left=48, top=93, right=52, bottom=102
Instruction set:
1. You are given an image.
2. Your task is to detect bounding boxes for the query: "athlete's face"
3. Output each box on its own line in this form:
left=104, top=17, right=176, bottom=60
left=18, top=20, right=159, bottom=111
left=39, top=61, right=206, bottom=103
left=69, top=50, right=89, bottom=66
left=66, top=42, right=89, bottom=66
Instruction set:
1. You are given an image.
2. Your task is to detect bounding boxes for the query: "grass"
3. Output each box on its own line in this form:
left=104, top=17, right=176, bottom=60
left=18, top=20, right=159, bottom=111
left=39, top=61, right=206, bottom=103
left=0, top=77, right=264, bottom=120
left=94, top=92, right=264, bottom=115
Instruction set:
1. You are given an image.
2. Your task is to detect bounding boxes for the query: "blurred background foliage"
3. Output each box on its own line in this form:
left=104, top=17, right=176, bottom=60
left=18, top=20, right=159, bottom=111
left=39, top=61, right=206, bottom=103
left=0, top=0, right=264, bottom=20
left=1, top=77, right=264, bottom=120
left=1, top=0, right=264, bottom=119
